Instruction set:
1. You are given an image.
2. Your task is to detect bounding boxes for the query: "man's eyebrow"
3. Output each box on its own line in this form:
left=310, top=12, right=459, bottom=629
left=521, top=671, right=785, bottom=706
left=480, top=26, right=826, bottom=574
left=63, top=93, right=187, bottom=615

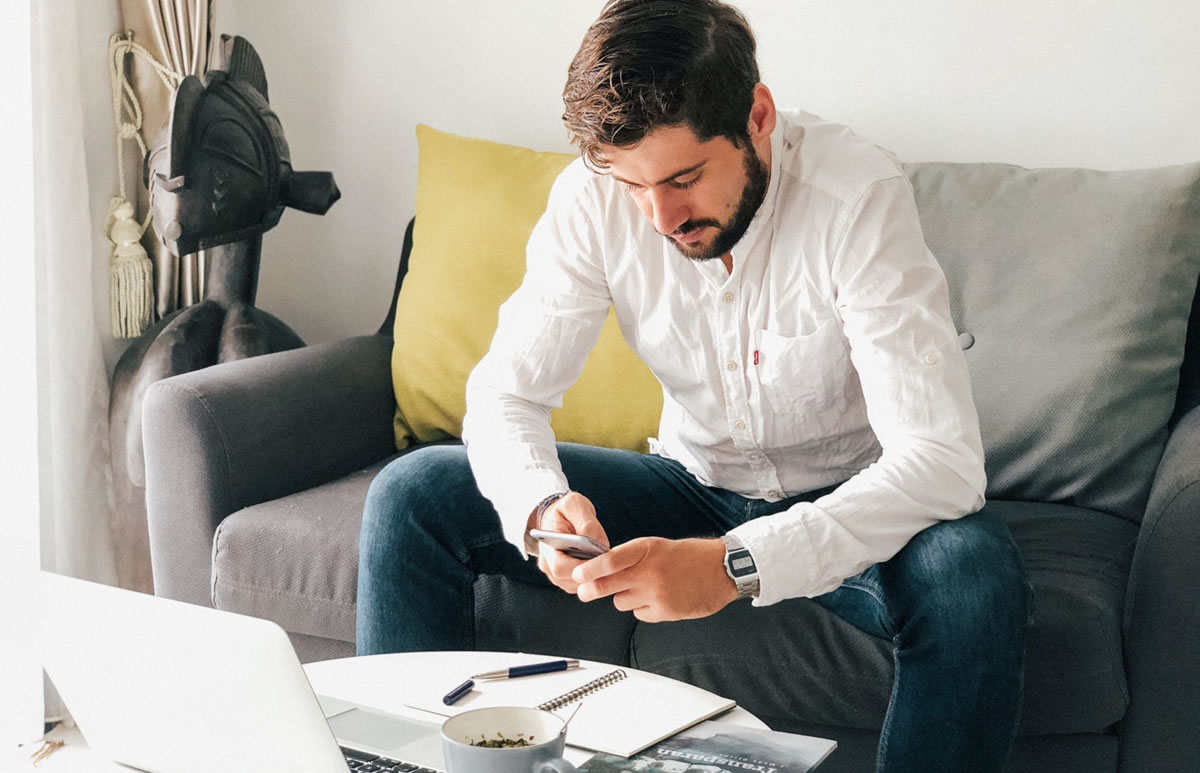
left=611, top=161, right=706, bottom=188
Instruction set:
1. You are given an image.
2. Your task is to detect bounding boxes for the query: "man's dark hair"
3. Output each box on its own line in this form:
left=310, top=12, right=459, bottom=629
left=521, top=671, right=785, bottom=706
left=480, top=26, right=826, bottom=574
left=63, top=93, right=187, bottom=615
left=563, top=0, right=760, bottom=169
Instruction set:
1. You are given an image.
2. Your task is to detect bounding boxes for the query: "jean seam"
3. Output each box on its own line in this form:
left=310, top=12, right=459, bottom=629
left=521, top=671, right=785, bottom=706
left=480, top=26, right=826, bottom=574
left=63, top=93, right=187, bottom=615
left=877, top=637, right=902, bottom=773
left=838, top=576, right=901, bottom=771
left=456, top=536, right=498, bottom=649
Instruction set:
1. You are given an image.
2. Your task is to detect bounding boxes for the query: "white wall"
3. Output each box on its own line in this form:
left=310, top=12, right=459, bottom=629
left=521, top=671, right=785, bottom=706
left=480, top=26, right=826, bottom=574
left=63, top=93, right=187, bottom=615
left=221, top=0, right=1200, bottom=345
left=1, top=0, right=45, bottom=746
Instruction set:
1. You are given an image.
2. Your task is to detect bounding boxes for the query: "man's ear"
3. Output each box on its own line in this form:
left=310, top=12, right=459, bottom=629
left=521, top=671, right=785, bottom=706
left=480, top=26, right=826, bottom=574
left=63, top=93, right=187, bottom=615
left=747, top=83, right=777, bottom=141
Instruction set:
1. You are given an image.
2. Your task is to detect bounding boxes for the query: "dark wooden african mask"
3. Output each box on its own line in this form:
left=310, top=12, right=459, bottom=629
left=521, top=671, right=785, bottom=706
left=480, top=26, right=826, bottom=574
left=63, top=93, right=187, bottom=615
left=145, top=34, right=340, bottom=258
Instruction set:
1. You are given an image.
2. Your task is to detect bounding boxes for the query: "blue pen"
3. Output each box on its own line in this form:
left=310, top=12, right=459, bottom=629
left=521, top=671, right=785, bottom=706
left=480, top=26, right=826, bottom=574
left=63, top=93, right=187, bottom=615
left=442, top=678, right=475, bottom=706
left=471, top=658, right=581, bottom=680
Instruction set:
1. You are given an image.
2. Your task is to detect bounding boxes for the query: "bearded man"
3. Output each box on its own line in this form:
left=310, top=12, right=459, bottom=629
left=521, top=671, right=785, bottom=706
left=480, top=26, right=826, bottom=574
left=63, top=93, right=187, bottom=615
left=357, top=3, right=1030, bottom=770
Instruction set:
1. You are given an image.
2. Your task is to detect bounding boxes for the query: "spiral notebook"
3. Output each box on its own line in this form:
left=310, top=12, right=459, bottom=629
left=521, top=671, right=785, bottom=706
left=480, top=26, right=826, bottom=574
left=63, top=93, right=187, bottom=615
left=406, top=663, right=736, bottom=757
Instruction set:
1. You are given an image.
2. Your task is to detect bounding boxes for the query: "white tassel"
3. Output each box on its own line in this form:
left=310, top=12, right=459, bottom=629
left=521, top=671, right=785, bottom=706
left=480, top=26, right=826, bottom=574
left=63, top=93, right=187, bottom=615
left=107, top=198, right=155, bottom=338
left=106, top=33, right=181, bottom=339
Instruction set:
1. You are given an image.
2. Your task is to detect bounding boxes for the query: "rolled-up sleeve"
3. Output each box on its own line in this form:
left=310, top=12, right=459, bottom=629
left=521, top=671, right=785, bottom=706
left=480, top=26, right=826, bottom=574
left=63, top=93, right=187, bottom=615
left=463, top=173, right=613, bottom=549
left=733, top=174, right=987, bottom=605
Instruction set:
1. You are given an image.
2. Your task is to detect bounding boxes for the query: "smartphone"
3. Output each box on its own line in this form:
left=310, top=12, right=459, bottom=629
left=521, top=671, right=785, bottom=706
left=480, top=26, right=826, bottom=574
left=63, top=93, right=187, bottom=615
left=528, top=529, right=610, bottom=560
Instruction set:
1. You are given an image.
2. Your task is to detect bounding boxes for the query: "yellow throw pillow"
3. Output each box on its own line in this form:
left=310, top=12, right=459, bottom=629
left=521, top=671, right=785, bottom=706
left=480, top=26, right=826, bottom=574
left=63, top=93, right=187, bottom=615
left=391, top=125, right=663, bottom=452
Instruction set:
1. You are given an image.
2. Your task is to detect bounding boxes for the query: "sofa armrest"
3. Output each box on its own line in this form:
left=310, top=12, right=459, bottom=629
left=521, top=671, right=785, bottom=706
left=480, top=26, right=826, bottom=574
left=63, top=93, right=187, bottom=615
left=1120, top=405, right=1200, bottom=771
left=143, top=334, right=397, bottom=607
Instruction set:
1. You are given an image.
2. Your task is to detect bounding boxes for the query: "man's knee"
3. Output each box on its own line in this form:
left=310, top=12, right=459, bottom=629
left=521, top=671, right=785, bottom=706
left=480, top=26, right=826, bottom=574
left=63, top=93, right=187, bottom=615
left=899, top=516, right=1031, bottom=635
left=365, top=444, right=472, bottom=513
left=361, top=444, right=476, bottom=555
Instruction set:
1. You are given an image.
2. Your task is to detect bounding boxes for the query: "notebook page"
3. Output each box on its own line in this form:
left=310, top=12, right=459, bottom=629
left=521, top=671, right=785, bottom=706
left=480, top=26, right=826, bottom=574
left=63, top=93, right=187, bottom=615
left=405, top=662, right=735, bottom=757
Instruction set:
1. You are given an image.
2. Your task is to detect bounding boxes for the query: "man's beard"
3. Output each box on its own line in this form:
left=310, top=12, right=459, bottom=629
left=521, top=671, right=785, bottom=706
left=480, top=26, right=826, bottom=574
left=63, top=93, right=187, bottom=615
left=668, top=145, right=769, bottom=262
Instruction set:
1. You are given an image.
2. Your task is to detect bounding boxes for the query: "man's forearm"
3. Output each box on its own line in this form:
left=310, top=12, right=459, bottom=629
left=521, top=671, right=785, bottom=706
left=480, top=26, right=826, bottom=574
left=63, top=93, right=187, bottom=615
left=731, top=436, right=985, bottom=606
left=462, top=378, right=569, bottom=551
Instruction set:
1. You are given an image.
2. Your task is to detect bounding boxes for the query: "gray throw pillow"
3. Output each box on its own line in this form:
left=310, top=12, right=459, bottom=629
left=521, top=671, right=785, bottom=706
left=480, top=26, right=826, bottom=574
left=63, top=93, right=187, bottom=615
left=904, top=161, right=1200, bottom=521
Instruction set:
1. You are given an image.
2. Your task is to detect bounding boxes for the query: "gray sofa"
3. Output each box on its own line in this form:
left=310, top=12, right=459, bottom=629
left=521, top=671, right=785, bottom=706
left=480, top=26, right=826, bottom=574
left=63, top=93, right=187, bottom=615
left=143, top=159, right=1200, bottom=773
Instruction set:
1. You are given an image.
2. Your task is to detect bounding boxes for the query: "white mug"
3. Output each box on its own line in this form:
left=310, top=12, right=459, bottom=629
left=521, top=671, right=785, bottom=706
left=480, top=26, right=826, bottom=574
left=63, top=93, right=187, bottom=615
left=441, top=706, right=577, bottom=773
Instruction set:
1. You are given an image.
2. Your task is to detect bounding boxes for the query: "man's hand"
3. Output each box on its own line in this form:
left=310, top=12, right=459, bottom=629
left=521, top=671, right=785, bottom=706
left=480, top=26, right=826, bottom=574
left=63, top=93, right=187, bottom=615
left=572, top=537, right=737, bottom=622
left=532, top=492, right=610, bottom=594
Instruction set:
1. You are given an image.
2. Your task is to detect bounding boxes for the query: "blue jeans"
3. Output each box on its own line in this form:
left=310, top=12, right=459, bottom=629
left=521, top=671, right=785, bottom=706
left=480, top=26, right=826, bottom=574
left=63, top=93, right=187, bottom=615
left=357, top=443, right=1031, bottom=773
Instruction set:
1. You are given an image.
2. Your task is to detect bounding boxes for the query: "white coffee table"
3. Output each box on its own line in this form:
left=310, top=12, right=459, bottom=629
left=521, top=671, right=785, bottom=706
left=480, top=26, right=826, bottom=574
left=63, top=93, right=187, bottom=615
left=305, top=650, right=769, bottom=766
left=5, top=650, right=776, bottom=771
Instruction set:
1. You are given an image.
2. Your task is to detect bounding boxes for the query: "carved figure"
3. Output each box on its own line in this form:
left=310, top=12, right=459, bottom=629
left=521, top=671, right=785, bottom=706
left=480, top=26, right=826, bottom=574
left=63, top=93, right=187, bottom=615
left=108, top=35, right=340, bottom=592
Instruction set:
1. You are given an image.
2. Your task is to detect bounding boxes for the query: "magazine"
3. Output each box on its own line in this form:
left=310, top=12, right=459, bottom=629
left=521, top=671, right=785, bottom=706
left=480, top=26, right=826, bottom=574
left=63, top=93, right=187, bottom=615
left=578, top=719, right=837, bottom=772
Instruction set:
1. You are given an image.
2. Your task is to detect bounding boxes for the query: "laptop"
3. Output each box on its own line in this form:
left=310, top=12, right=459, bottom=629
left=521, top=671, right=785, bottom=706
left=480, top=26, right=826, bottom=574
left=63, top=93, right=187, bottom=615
left=39, top=571, right=446, bottom=772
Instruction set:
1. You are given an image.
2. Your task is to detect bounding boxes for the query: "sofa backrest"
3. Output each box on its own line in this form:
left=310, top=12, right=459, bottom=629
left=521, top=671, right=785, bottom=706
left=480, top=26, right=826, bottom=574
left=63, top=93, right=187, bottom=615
left=385, top=146, right=1200, bottom=524
left=905, top=161, right=1200, bottom=522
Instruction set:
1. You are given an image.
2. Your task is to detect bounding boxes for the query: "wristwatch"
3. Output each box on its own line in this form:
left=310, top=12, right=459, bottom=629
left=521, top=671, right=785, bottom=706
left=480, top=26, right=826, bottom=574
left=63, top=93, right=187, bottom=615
left=721, top=534, right=760, bottom=600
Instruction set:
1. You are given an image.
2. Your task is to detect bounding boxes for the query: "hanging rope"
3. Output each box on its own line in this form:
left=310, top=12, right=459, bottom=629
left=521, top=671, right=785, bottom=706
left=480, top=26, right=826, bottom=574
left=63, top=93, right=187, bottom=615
left=105, top=32, right=183, bottom=338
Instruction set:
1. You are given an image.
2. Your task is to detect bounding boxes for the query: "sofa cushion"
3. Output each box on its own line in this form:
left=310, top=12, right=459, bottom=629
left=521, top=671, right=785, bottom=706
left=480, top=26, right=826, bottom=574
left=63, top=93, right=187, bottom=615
left=390, top=125, right=663, bottom=452
left=905, top=161, right=1200, bottom=520
left=211, top=456, right=400, bottom=642
left=627, top=501, right=1137, bottom=736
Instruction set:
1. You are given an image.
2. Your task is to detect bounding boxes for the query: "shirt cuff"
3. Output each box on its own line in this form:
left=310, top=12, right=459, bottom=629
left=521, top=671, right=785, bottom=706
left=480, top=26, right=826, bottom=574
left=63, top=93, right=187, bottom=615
left=492, top=470, right=572, bottom=552
left=728, top=502, right=831, bottom=606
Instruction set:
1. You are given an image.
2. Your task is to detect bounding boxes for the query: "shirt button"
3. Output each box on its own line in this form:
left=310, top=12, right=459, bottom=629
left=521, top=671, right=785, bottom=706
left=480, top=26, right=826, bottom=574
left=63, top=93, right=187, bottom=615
left=734, top=420, right=746, bottom=430
left=767, top=490, right=781, bottom=499
left=726, top=361, right=738, bottom=371
left=722, top=292, right=735, bottom=303
left=923, top=352, right=940, bottom=365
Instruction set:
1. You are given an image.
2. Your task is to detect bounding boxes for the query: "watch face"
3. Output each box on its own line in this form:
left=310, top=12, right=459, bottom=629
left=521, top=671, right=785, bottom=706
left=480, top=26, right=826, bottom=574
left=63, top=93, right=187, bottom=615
left=727, top=549, right=757, bottom=578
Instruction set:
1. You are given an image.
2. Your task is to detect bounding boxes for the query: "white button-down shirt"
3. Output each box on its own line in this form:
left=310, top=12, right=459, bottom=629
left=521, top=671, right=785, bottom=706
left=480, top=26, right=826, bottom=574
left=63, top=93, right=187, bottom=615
left=463, top=110, right=985, bottom=605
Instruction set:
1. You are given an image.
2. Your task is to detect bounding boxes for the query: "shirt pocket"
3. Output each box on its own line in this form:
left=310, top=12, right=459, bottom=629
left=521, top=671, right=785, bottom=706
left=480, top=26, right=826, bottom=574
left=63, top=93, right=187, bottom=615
left=756, top=320, right=850, bottom=416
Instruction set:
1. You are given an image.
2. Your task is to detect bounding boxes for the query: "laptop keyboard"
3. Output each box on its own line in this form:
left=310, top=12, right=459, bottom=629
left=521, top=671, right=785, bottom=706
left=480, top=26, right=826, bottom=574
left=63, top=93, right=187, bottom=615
left=341, top=745, right=441, bottom=772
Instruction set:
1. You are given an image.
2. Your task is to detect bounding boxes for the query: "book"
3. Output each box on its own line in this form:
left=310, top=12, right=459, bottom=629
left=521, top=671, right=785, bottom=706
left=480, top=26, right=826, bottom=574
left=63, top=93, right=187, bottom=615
left=578, top=719, right=838, bottom=772
left=405, top=662, right=736, bottom=757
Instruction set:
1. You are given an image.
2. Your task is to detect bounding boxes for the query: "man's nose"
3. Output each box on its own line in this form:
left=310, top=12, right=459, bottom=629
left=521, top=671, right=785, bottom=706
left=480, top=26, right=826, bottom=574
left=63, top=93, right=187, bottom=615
left=646, top=187, right=688, bottom=236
